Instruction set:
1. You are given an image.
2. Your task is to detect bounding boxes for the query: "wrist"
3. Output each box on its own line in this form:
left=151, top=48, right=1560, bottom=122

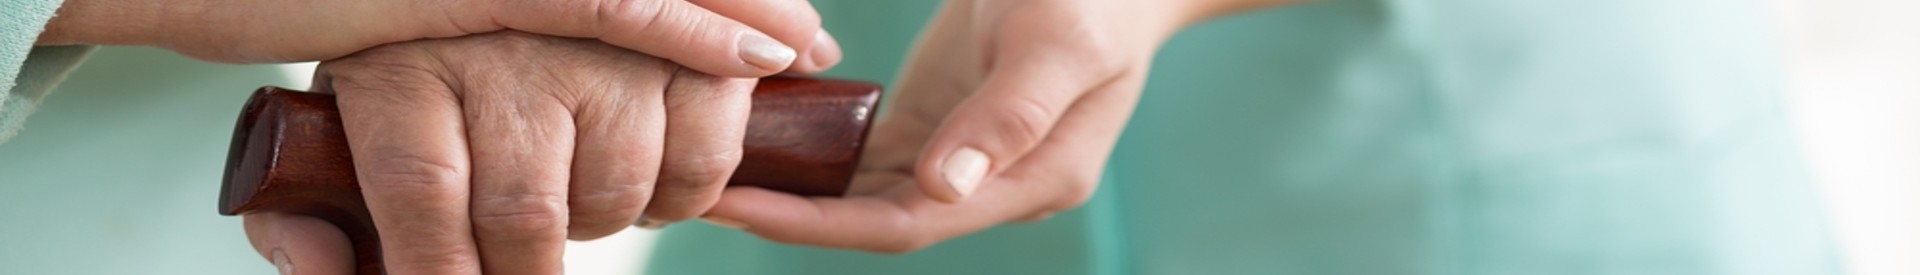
left=1165, top=0, right=1293, bottom=27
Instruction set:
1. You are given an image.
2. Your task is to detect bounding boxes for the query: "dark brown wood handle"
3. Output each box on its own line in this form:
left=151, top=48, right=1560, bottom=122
left=217, top=76, right=880, bottom=275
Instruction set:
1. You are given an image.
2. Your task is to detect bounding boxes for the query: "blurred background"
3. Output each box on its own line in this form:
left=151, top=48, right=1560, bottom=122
left=1773, top=0, right=1920, bottom=274
left=0, top=0, right=1912, bottom=274
left=543, top=1, right=1920, bottom=273
left=538, top=1, right=1920, bottom=273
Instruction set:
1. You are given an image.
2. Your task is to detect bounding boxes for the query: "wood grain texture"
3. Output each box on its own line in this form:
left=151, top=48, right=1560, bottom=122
left=218, top=76, right=881, bottom=274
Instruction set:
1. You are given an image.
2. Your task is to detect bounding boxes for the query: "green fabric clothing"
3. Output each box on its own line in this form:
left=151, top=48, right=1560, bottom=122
left=0, top=47, right=291, bottom=274
left=648, top=1, right=1840, bottom=275
left=2, top=46, right=91, bottom=142
left=1, top=0, right=91, bottom=142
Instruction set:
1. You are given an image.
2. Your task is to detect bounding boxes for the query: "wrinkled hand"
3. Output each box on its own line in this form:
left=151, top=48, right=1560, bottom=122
left=39, top=0, right=842, bottom=75
left=241, top=31, right=759, bottom=274
left=696, top=0, right=1186, bottom=252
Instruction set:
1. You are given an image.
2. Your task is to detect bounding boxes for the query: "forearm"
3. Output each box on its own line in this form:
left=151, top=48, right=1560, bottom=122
left=1083, top=0, right=1290, bottom=56
left=36, top=0, right=171, bottom=46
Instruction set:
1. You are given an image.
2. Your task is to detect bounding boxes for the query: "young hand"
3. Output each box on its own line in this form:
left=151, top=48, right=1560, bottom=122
left=37, top=0, right=843, bottom=75
left=694, top=0, right=1187, bottom=252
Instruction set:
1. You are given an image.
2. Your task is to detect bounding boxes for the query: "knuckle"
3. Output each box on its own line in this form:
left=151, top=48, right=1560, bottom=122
left=664, top=70, right=747, bottom=104
left=988, top=95, right=1057, bottom=147
left=867, top=214, right=933, bottom=254
left=567, top=183, right=651, bottom=224
left=436, top=0, right=500, bottom=34
left=661, top=148, right=743, bottom=188
left=1049, top=174, right=1102, bottom=210
left=388, top=243, right=479, bottom=272
left=592, top=0, right=647, bottom=31
left=596, top=0, right=655, bottom=24
left=472, top=193, right=569, bottom=237
left=320, top=49, right=448, bottom=96
left=359, top=154, right=467, bottom=191
left=608, top=0, right=708, bottom=48
left=638, top=200, right=714, bottom=222
left=1008, top=9, right=1131, bottom=76
left=1066, top=37, right=1128, bottom=74
left=645, top=149, right=734, bottom=221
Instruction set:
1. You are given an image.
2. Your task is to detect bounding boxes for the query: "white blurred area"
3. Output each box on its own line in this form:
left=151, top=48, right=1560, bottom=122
left=1774, top=0, right=1920, bottom=274
left=274, top=2, right=1920, bottom=273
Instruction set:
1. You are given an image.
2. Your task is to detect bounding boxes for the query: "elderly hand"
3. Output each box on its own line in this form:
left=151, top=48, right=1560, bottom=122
left=693, top=0, right=1198, bottom=252
left=241, top=31, right=760, bottom=274
left=37, top=0, right=843, bottom=75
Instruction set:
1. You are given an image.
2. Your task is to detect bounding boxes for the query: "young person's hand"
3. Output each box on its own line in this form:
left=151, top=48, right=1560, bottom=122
left=693, top=0, right=1234, bottom=252
left=242, top=31, right=758, bottom=274
left=38, top=0, right=843, bottom=75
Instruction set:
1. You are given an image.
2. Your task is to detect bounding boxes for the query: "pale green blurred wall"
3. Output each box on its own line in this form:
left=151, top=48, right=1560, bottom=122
left=0, top=47, right=291, bottom=274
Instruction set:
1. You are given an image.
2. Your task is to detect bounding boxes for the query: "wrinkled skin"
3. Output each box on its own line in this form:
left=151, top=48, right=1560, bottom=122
left=243, top=31, right=758, bottom=274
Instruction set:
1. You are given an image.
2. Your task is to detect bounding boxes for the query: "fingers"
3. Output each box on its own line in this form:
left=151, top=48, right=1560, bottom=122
left=703, top=187, right=932, bottom=253
left=564, top=70, right=671, bottom=239
left=703, top=71, right=1144, bottom=252
left=640, top=70, right=756, bottom=226
left=684, top=0, right=842, bottom=73
left=912, top=49, right=1117, bottom=202
left=705, top=179, right=1049, bottom=253
left=243, top=213, right=355, bottom=275
left=330, top=64, right=483, bottom=274
left=787, top=29, right=844, bottom=74
left=463, top=86, right=579, bottom=274
left=492, top=0, right=817, bottom=77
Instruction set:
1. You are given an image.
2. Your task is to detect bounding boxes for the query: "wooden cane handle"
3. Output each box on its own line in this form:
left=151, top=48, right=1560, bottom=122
left=217, top=76, right=880, bottom=274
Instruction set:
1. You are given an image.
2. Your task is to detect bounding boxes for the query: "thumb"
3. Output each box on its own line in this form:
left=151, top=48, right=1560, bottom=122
left=243, top=212, right=355, bottom=275
left=912, top=49, right=1118, bottom=203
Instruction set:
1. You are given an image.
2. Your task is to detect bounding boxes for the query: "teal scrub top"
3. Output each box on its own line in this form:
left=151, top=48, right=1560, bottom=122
left=647, top=0, right=1841, bottom=274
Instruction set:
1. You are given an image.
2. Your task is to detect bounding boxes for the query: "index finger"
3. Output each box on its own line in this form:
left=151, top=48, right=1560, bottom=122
left=491, top=0, right=820, bottom=77
left=327, top=66, right=483, bottom=274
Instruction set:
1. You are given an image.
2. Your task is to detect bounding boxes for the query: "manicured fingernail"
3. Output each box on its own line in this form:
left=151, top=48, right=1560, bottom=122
left=272, top=248, right=294, bottom=275
left=635, top=218, right=669, bottom=230
left=738, top=34, right=797, bottom=71
left=941, top=147, right=990, bottom=198
left=701, top=216, right=748, bottom=229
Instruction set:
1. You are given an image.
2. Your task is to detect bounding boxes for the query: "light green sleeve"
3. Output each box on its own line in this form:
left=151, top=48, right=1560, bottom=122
left=2, top=0, right=95, bottom=143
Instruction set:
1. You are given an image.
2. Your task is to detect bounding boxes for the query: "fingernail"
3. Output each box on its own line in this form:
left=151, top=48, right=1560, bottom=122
left=272, top=248, right=294, bottom=275
left=941, top=147, right=991, bottom=198
left=701, top=216, right=748, bottom=230
left=738, top=34, right=797, bottom=71
left=635, top=218, right=669, bottom=230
